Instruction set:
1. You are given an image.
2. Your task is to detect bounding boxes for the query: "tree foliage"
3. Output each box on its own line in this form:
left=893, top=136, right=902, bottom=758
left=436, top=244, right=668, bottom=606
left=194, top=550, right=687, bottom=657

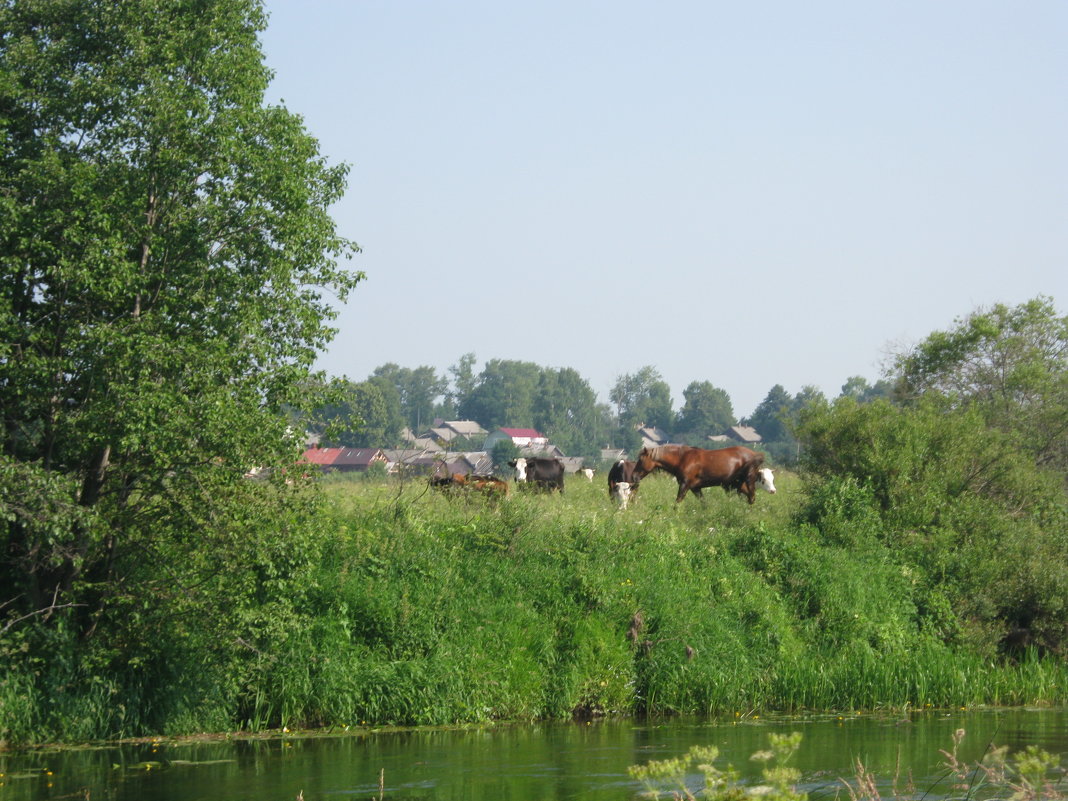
left=314, top=379, right=397, bottom=447
left=894, top=296, right=1068, bottom=472
left=458, top=359, right=542, bottom=431
left=0, top=0, right=360, bottom=642
left=370, top=363, right=447, bottom=434
left=676, top=380, right=735, bottom=438
left=610, top=366, right=674, bottom=432
left=795, top=300, right=1068, bottom=656
left=532, top=367, right=603, bottom=461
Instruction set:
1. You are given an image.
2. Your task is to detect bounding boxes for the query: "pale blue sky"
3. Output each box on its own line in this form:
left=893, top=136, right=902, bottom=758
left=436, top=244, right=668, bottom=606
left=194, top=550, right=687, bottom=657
left=261, top=1, right=1066, bottom=418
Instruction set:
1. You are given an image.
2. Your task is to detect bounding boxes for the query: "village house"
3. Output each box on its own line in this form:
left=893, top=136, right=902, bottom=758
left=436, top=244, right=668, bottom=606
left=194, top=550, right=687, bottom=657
left=422, top=420, right=488, bottom=447
left=483, top=427, right=550, bottom=452
left=638, top=425, right=670, bottom=449
left=301, top=447, right=388, bottom=473
left=724, top=425, right=762, bottom=444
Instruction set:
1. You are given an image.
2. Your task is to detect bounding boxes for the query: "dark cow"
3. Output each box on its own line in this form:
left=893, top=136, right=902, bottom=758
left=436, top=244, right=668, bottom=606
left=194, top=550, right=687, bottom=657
left=429, top=472, right=469, bottom=493
left=632, top=445, right=767, bottom=504
left=508, top=457, right=565, bottom=493
left=607, top=459, right=640, bottom=509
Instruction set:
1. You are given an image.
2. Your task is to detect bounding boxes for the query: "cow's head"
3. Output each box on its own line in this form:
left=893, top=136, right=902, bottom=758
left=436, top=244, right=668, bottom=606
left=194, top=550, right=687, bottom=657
left=756, top=467, right=776, bottom=494
left=508, top=457, right=528, bottom=481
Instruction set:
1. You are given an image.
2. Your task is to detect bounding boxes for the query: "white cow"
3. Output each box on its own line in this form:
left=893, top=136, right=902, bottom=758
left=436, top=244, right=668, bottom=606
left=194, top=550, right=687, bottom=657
left=611, top=481, right=633, bottom=510
left=579, top=467, right=595, bottom=481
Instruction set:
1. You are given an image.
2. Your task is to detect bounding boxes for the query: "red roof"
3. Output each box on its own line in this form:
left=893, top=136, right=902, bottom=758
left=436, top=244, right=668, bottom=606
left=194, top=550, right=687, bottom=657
left=301, top=447, right=384, bottom=466
left=500, top=428, right=544, bottom=438
left=302, top=447, right=340, bottom=465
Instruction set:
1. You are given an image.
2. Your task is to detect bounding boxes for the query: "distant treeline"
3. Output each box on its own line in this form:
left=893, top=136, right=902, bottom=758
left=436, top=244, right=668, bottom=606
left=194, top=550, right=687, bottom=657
left=306, top=358, right=894, bottom=464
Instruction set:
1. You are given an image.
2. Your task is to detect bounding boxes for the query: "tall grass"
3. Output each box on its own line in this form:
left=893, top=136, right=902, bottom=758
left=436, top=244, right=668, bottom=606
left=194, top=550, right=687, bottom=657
left=252, top=471, right=1067, bottom=729
left=3, top=470, right=1066, bottom=744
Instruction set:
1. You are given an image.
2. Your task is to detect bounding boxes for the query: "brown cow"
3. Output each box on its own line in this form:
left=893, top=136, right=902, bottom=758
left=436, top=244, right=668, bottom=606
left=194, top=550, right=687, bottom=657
left=468, top=474, right=509, bottom=497
left=430, top=472, right=508, bottom=499
left=429, top=472, right=469, bottom=493
left=632, top=445, right=767, bottom=504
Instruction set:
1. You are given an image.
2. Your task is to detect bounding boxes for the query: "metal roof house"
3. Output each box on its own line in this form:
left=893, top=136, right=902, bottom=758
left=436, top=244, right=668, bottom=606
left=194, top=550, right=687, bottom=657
left=301, top=447, right=388, bottom=472
left=483, top=427, right=549, bottom=451
left=422, top=420, right=489, bottom=446
left=725, top=425, right=763, bottom=444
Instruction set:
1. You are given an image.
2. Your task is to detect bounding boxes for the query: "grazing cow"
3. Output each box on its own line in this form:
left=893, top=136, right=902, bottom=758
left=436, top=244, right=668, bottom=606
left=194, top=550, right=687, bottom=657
left=613, top=482, right=634, bottom=510
left=508, top=457, right=528, bottom=482
left=468, top=474, right=509, bottom=497
left=607, top=459, right=640, bottom=508
left=579, top=467, right=595, bottom=481
left=632, top=445, right=767, bottom=504
left=509, top=456, right=565, bottom=493
left=429, top=472, right=468, bottom=493
left=430, top=472, right=508, bottom=499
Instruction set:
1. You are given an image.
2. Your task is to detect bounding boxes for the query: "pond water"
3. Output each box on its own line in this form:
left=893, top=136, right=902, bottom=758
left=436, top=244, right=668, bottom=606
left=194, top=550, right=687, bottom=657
left=2, top=708, right=1066, bottom=801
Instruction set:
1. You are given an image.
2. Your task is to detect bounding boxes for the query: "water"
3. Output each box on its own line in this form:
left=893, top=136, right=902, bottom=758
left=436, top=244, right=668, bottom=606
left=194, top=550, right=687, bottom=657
left=2, top=708, right=1066, bottom=801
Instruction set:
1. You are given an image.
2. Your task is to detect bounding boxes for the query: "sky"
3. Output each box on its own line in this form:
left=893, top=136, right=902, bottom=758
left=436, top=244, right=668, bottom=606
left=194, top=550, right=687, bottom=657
left=259, top=1, right=1067, bottom=419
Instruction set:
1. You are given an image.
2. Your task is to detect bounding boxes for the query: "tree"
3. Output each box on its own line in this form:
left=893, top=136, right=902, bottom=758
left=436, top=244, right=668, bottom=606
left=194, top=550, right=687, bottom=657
left=371, top=363, right=447, bottom=434
left=0, top=0, right=360, bottom=638
left=894, top=297, right=1068, bottom=472
left=316, top=380, right=393, bottom=447
left=445, top=352, right=478, bottom=416
left=491, top=439, right=520, bottom=475
left=676, top=381, right=735, bottom=438
left=610, top=366, right=674, bottom=433
left=746, top=385, right=792, bottom=443
left=532, top=367, right=603, bottom=459
left=839, top=376, right=893, bottom=403
left=459, top=359, right=542, bottom=430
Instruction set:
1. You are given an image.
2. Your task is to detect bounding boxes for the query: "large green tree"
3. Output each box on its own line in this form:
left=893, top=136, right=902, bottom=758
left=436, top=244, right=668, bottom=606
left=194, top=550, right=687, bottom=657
left=315, top=380, right=395, bottom=448
left=532, top=367, right=603, bottom=459
left=610, top=366, right=674, bottom=433
left=459, top=359, right=542, bottom=431
left=745, top=384, right=792, bottom=443
left=675, top=380, right=735, bottom=440
left=370, top=363, right=447, bottom=434
left=0, top=0, right=360, bottom=635
left=894, top=296, right=1068, bottom=472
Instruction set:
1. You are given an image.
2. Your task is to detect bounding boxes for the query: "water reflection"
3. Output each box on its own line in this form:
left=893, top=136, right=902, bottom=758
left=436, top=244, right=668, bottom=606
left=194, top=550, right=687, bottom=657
left=1, top=708, right=1065, bottom=801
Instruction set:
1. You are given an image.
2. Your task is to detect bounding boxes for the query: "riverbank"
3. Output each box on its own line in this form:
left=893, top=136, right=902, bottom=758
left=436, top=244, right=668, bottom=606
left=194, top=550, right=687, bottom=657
left=2, top=472, right=1066, bottom=746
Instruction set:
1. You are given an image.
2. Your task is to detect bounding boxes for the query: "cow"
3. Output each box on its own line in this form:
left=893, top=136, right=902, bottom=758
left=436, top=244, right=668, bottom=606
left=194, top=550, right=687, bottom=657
left=579, top=467, right=595, bottom=481
left=430, top=472, right=508, bottom=499
left=607, top=459, right=640, bottom=508
left=508, top=456, right=565, bottom=493
left=632, top=445, right=768, bottom=504
left=468, top=474, right=509, bottom=497
left=429, top=472, right=469, bottom=493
